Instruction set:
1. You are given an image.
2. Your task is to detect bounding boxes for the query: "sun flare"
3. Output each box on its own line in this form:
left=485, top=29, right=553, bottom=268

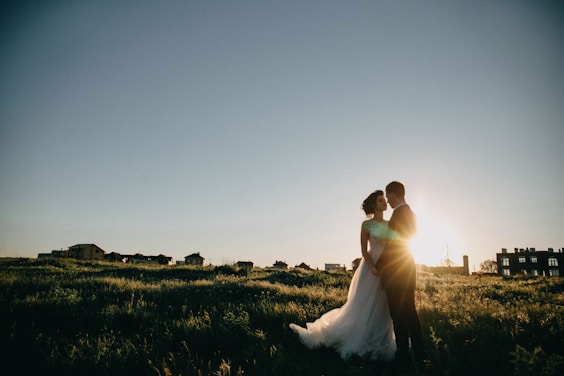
left=409, top=206, right=464, bottom=267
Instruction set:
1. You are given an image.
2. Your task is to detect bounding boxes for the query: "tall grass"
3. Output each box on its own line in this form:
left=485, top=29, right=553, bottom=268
left=0, top=258, right=562, bottom=375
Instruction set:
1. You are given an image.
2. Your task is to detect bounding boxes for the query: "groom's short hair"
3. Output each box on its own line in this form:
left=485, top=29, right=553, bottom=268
left=386, top=181, right=405, bottom=197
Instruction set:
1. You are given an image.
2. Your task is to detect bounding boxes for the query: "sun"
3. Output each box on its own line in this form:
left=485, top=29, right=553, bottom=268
left=408, top=206, right=463, bottom=266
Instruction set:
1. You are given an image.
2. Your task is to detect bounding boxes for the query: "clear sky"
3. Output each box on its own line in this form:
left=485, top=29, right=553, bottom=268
left=1, top=1, right=563, bottom=271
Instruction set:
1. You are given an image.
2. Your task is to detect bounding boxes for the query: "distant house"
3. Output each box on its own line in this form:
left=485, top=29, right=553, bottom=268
left=37, top=245, right=172, bottom=265
left=106, top=252, right=172, bottom=265
left=236, top=261, right=254, bottom=269
left=152, top=254, right=173, bottom=265
left=294, top=262, right=311, bottom=270
left=325, top=263, right=345, bottom=272
left=497, top=248, right=564, bottom=277
left=185, top=252, right=205, bottom=266
left=68, top=244, right=105, bottom=261
left=273, top=260, right=288, bottom=269
left=105, top=252, right=126, bottom=263
left=38, top=249, right=68, bottom=259
left=128, top=253, right=149, bottom=264
left=52, top=250, right=68, bottom=258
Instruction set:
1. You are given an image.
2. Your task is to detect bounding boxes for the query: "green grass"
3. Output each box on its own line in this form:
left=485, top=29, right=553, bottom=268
left=0, top=258, right=562, bottom=375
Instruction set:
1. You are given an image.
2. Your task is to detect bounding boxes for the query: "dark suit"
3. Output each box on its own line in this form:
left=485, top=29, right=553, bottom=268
left=376, top=204, right=425, bottom=362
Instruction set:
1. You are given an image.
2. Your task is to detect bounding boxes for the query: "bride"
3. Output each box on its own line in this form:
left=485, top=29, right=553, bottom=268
left=289, top=190, right=396, bottom=361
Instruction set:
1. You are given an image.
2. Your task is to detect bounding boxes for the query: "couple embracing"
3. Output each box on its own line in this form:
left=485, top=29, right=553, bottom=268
left=290, top=181, right=431, bottom=369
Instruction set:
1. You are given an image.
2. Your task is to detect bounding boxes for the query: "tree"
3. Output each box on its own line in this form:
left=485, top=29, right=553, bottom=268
left=439, top=257, right=455, bottom=267
left=480, top=259, right=497, bottom=274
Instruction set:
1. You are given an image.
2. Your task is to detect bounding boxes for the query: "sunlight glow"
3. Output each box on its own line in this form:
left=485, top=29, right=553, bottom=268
left=409, top=204, right=464, bottom=267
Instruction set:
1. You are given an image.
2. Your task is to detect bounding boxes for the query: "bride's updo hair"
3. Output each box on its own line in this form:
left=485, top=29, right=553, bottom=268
left=362, top=190, right=384, bottom=216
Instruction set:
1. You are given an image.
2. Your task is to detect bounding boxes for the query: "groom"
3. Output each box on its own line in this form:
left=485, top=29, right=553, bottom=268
left=373, top=181, right=429, bottom=367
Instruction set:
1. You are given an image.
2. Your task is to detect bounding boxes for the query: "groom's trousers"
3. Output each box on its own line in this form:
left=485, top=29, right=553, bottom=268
left=386, top=286, right=425, bottom=361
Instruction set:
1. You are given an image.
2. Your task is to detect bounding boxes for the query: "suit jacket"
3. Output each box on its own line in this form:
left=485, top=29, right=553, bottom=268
left=376, top=204, right=417, bottom=291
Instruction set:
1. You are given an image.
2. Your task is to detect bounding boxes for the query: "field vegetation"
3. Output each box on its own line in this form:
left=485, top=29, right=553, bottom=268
left=0, top=258, right=563, bottom=375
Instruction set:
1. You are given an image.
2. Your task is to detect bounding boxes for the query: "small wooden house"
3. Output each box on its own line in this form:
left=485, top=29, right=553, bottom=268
left=68, top=244, right=105, bottom=261
left=105, top=252, right=126, bottom=263
left=152, top=254, right=173, bottom=265
left=185, top=252, right=204, bottom=266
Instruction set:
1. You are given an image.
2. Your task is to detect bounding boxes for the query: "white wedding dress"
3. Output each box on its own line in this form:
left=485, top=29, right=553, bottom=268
left=289, top=220, right=396, bottom=361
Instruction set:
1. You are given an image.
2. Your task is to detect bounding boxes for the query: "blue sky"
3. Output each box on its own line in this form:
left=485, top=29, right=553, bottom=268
left=1, top=0, right=563, bottom=270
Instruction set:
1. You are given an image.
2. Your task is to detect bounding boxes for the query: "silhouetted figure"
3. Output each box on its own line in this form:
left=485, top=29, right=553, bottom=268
left=374, top=181, right=431, bottom=370
left=290, top=190, right=395, bottom=361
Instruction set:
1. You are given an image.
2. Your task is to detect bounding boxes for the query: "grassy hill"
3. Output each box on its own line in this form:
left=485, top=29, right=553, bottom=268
left=0, top=258, right=562, bottom=375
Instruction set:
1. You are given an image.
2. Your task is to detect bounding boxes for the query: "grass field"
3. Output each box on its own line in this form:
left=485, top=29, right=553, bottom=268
left=0, top=258, right=562, bottom=375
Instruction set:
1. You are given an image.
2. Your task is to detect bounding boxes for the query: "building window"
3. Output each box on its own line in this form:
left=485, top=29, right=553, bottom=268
left=549, top=269, right=560, bottom=277
left=531, top=269, right=539, bottom=276
left=502, top=258, right=510, bottom=267
left=503, top=269, right=511, bottom=276
left=530, top=256, right=537, bottom=263
left=548, top=258, right=558, bottom=267
left=518, top=257, right=526, bottom=263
